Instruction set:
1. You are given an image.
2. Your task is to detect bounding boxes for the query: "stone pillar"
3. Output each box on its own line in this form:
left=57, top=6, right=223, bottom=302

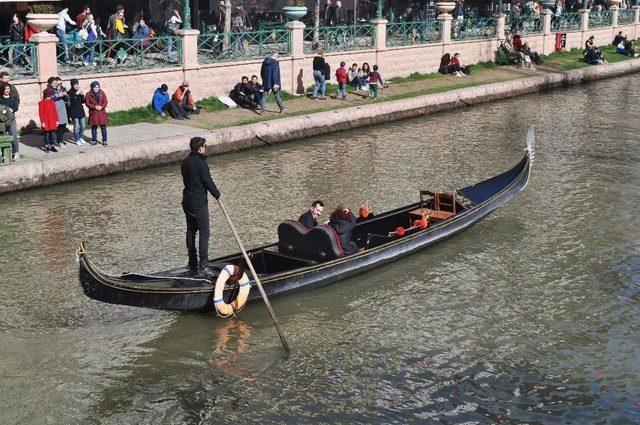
left=542, top=9, right=553, bottom=35
left=176, top=29, right=200, bottom=69
left=30, top=32, right=58, bottom=82
left=285, top=21, right=306, bottom=58
left=438, top=14, right=453, bottom=45
left=285, top=21, right=306, bottom=94
left=611, top=6, right=620, bottom=27
left=494, top=13, right=506, bottom=40
left=370, top=19, right=388, bottom=51
left=579, top=9, right=590, bottom=32
left=633, top=6, right=640, bottom=24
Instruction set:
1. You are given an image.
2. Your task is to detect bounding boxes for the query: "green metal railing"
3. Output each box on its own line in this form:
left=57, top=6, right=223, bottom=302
left=303, top=25, right=375, bottom=54
left=451, top=18, right=497, bottom=40
left=56, top=36, right=182, bottom=76
left=198, top=29, right=291, bottom=63
left=386, top=21, right=441, bottom=47
left=506, top=15, right=543, bottom=34
left=618, top=9, right=635, bottom=25
left=0, top=43, right=37, bottom=79
left=551, top=12, right=582, bottom=31
left=588, top=10, right=613, bottom=28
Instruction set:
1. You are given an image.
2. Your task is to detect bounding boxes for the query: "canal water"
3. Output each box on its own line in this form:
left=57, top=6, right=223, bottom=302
left=1, top=74, right=639, bottom=424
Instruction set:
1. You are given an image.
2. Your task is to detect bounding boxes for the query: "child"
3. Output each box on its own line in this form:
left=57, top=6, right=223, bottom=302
left=335, top=61, right=348, bottom=100
left=368, top=64, right=384, bottom=99
left=68, top=78, right=87, bottom=145
left=39, top=87, right=59, bottom=153
left=85, top=81, right=109, bottom=146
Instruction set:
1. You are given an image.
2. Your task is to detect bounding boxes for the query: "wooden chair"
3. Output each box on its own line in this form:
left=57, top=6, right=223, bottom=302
left=408, top=190, right=435, bottom=221
left=430, top=192, right=457, bottom=221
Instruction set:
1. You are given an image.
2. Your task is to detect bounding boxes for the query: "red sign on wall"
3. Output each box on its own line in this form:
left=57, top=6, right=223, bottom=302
left=555, top=33, right=567, bottom=52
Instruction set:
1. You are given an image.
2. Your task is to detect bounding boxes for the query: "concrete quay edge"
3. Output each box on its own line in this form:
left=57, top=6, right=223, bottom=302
left=2, top=58, right=639, bottom=194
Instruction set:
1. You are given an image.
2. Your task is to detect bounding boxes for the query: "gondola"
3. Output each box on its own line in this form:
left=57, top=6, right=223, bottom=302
left=77, top=128, right=536, bottom=313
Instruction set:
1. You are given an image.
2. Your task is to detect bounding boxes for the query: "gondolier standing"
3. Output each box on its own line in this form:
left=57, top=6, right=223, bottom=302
left=182, top=137, right=221, bottom=275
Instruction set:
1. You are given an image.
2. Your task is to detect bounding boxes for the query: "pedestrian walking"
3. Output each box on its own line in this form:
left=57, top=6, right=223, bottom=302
left=259, top=52, right=286, bottom=115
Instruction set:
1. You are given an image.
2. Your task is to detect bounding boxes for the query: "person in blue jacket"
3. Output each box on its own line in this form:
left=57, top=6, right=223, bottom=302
left=152, top=83, right=187, bottom=119
left=259, top=52, right=286, bottom=115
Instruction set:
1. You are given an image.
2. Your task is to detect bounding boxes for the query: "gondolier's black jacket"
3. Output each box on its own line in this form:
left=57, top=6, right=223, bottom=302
left=181, top=152, right=220, bottom=211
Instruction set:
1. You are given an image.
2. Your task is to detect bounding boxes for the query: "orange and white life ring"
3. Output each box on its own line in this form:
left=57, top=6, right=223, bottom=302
left=213, top=265, right=251, bottom=317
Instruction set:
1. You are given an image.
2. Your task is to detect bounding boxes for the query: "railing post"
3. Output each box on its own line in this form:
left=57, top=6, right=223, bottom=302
left=176, top=29, right=200, bottom=68
left=542, top=9, right=553, bottom=35
left=579, top=8, right=590, bottom=31
left=494, top=13, right=506, bottom=40
left=371, top=18, right=388, bottom=51
left=285, top=21, right=306, bottom=94
left=29, top=32, right=58, bottom=82
left=438, top=14, right=453, bottom=45
left=284, top=21, right=305, bottom=58
left=610, top=6, right=620, bottom=27
left=633, top=5, right=640, bottom=24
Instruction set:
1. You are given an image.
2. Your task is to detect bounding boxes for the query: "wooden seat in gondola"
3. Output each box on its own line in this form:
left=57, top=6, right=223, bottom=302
left=429, top=193, right=457, bottom=222
left=409, top=190, right=434, bottom=221
left=277, top=220, right=343, bottom=262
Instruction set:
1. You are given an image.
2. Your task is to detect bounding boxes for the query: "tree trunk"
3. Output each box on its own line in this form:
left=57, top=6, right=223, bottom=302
left=314, top=0, right=320, bottom=42
left=224, top=0, right=231, bottom=50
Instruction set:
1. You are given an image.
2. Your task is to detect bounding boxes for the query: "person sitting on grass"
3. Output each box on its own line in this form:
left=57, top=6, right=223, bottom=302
left=248, top=75, right=264, bottom=106
left=173, top=81, right=201, bottom=115
left=347, top=63, right=366, bottom=90
left=367, top=64, right=384, bottom=99
left=449, top=53, right=470, bottom=77
left=612, top=31, right=625, bottom=47
left=624, top=40, right=637, bottom=57
left=153, top=83, right=188, bottom=120
left=585, top=47, right=607, bottom=65
left=520, top=42, right=542, bottom=65
left=438, top=53, right=451, bottom=74
left=585, top=35, right=595, bottom=53
left=232, top=76, right=256, bottom=109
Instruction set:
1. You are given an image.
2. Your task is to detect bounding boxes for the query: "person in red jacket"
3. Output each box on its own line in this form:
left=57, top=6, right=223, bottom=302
left=85, top=80, right=109, bottom=146
left=39, top=87, right=58, bottom=153
left=335, top=61, right=348, bottom=100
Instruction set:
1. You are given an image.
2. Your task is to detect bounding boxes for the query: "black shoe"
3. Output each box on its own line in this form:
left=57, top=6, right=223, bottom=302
left=44, top=146, right=51, bottom=153
left=50, top=146, right=58, bottom=153
left=102, top=141, right=108, bottom=146
left=90, top=140, right=98, bottom=146
left=197, top=264, right=216, bottom=277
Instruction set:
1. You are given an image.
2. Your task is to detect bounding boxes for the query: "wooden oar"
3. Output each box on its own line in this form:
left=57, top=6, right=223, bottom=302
left=216, top=198, right=291, bottom=356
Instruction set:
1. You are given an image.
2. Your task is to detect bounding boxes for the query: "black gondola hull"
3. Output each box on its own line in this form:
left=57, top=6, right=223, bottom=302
left=78, top=152, right=532, bottom=312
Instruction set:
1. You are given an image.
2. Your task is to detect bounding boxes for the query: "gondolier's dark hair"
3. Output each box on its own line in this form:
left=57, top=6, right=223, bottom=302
left=311, top=200, right=324, bottom=207
left=190, top=137, right=206, bottom=152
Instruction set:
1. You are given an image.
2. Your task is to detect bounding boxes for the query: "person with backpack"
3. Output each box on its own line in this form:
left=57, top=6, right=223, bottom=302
left=311, top=49, right=327, bottom=100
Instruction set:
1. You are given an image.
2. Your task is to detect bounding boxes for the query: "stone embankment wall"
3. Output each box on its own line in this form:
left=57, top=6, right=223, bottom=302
left=2, top=58, right=639, bottom=194
left=11, top=9, right=640, bottom=129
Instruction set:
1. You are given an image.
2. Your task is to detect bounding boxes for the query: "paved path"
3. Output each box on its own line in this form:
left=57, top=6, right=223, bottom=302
left=16, top=122, right=202, bottom=162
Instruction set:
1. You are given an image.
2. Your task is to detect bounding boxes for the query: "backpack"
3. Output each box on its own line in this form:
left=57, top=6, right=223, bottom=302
left=323, top=62, right=331, bottom=80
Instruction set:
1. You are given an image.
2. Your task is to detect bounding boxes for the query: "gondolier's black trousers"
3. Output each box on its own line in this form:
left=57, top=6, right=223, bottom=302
left=184, top=206, right=210, bottom=270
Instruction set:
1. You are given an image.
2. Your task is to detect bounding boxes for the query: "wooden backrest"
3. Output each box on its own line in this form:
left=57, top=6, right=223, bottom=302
left=419, top=190, right=435, bottom=209
left=435, top=193, right=456, bottom=214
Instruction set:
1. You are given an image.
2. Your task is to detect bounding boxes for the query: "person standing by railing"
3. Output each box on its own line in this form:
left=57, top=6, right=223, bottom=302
left=56, top=4, right=76, bottom=63
left=82, top=14, right=98, bottom=66
left=76, top=5, right=91, bottom=30
left=166, top=8, right=183, bottom=57
left=231, top=8, right=247, bottom=56
left=9, top=14, right=26, bottom=67
left=68, top=79, right=87, bottom=146
left=85, top=81, right=109, bottom=146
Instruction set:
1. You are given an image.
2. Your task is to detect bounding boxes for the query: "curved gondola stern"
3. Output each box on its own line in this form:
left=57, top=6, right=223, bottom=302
left=521, top=126, right=536, bottom=191
left=76, top=240, right=111, bottom=302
